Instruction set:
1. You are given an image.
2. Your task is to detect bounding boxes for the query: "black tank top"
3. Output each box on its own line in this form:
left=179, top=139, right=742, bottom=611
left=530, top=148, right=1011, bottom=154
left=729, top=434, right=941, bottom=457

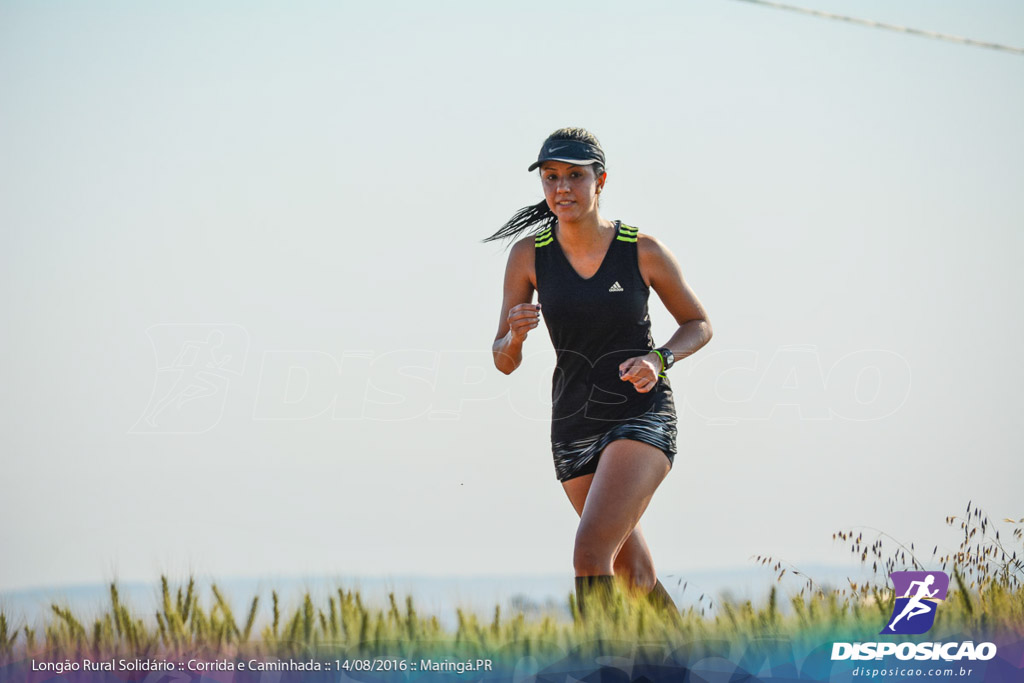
left=535, top=220, right=674, bottom=443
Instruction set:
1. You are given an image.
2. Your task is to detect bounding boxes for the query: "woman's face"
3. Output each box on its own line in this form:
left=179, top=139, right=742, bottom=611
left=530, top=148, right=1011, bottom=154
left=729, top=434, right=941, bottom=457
left=539, top=161, right=606, bottom=224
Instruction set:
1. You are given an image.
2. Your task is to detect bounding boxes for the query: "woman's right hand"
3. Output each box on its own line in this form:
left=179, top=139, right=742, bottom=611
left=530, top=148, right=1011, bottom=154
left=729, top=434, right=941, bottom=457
left=507, top=303, right=542, bottom=343
left=492, top=237, right=539, bottom=374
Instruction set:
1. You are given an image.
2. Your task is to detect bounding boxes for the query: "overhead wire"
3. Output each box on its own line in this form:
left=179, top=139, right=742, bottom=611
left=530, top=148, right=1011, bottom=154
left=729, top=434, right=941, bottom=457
left=728, top=0, right=1024, bottom=56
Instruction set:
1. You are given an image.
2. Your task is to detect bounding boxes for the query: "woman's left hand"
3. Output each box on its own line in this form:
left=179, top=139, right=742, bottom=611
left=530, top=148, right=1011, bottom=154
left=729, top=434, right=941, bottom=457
left=618, top=352, right=662, bottom=393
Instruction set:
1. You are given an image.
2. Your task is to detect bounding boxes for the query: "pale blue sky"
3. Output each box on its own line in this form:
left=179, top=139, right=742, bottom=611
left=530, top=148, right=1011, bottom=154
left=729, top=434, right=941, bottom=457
left=2, top=1, right=1022, bottom=592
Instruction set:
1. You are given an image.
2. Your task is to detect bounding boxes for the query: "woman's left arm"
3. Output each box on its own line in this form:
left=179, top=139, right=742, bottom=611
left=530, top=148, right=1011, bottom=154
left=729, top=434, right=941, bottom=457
left=619, top=234, right=712, bottom=391
left=640, top=234, right=713, bottom=362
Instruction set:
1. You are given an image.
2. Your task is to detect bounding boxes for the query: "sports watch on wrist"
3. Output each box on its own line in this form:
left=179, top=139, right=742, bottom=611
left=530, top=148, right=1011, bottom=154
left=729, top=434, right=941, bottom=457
left=655, top=346, right=675, bottom=373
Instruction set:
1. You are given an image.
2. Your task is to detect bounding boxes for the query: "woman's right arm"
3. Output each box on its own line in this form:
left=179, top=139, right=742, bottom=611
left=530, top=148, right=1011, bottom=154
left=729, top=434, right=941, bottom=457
left=492, top=237, right=540, bottom=375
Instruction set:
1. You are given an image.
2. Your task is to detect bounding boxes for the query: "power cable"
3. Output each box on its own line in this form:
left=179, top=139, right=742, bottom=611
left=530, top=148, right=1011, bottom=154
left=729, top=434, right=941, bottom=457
left=728, top=0, right=1024, bottom=56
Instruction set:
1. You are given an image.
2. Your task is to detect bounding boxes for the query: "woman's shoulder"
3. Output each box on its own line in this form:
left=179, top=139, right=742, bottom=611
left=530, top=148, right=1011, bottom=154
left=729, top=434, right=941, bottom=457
left=510, top=233, right=538, bottom=257
left=616, top=221, right=670, bottom=255
left=637, top=232, right=670, bottom=251
left=626, top=226, right=679, bottom=287
left=504, top=234, right=537, bottom=275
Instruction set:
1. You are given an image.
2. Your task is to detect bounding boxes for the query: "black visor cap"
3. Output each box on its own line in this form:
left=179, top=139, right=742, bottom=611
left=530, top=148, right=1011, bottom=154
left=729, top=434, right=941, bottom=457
left=528, top=139, right=605, bottom=172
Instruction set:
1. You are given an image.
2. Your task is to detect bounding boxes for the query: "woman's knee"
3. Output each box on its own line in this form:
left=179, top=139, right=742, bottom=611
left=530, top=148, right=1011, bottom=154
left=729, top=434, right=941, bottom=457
left=573, top=525, right=618, bottom=574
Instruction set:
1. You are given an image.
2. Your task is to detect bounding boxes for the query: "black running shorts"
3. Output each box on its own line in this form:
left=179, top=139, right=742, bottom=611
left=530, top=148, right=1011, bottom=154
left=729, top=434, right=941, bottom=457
left=551, top=408, right=677, bottom=483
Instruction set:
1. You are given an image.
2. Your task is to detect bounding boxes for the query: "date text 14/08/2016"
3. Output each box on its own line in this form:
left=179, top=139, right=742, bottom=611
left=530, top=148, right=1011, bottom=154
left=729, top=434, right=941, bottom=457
left=340, top=659, right=494, bottom=674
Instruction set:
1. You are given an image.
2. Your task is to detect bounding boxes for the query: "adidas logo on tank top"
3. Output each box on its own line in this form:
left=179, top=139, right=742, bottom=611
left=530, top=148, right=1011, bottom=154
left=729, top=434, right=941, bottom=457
left=608, top=281, right=623, bottom=292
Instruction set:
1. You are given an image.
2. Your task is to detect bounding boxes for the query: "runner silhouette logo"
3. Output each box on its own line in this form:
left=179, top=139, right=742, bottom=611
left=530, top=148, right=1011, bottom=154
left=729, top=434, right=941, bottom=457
left=881, top=571, right=949, bottom=635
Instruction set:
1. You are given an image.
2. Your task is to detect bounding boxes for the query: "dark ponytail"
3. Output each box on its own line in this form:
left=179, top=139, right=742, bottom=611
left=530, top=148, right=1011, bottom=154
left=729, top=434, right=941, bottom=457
left=481, top=200, right=556, bottom=245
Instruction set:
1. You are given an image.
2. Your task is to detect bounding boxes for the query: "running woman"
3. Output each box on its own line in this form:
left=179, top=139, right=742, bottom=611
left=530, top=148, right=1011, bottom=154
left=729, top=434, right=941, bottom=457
left=485, top=127, right=713, bottom=620
left=888, top=575, right=939, bottom=630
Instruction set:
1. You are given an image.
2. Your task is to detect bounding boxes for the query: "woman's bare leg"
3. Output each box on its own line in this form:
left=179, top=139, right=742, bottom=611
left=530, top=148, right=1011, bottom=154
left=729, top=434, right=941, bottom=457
left=561, top=439, right=671, bottom=592
left=564, top=477, right=659, bottom=595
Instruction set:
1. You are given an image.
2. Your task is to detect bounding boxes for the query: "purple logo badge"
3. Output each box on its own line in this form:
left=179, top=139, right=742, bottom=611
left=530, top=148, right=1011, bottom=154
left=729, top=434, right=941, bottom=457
left=881, top=571, right=949, bottom=635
